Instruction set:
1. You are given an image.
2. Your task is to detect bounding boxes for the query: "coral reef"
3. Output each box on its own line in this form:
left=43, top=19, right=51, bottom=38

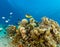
left=6, top=17, right=60, bottom=47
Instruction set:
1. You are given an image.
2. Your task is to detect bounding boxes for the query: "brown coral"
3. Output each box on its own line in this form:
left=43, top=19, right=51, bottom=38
left=6, top=17, right=60, bottom=47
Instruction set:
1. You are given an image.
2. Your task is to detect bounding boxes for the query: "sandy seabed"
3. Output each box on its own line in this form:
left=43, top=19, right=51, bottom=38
left=0, top=25, right=15, bottom=47
left=0, top=36, right=17, bottom=47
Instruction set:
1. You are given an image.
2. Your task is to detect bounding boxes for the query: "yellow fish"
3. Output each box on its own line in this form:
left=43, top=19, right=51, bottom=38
left=25, top=14, right=32, bottom=18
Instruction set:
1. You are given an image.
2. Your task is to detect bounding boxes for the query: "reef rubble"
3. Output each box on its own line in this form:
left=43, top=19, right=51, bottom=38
left=6, top=17, right=60, bottom=47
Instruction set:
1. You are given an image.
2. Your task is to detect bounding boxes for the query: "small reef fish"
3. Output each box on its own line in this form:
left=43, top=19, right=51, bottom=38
left=10, top=12, right=13, bottom=15
left=5, top=19, right=10, bottom=23
left=9, top=12, right=13, bottom=18
left=25, top=14, right=32, bottom=18
left=5, top=20, right=9, bottom=23
left=2, top=16, right=5, bottom=19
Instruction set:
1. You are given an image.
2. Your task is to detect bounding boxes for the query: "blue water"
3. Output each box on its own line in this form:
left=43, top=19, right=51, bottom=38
left=0, top=0, right=60, bottom=25
left=0, top=0, right=60, bottom=46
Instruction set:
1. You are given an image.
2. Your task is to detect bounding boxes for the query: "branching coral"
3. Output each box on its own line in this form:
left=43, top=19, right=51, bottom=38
left=6, top=17, right=60, bottom=47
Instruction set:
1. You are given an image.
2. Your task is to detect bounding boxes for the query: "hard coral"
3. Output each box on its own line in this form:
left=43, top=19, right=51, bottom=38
left=6, top=17, right=60, bottom=47
left=20, top=19, right=28, bottom=27
left=6, top=25, right=16, bottom=37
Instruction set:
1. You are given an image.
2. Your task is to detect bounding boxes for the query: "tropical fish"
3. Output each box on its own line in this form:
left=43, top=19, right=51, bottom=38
left=5, top=20, right=9, bottom=23
left=9, top=12, right=13, bottom=18
left=25, top=14, right=32, bottom=18
left=10, top=12, right=13, bottom=15
left=2, top=16, right=5, bottom=19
